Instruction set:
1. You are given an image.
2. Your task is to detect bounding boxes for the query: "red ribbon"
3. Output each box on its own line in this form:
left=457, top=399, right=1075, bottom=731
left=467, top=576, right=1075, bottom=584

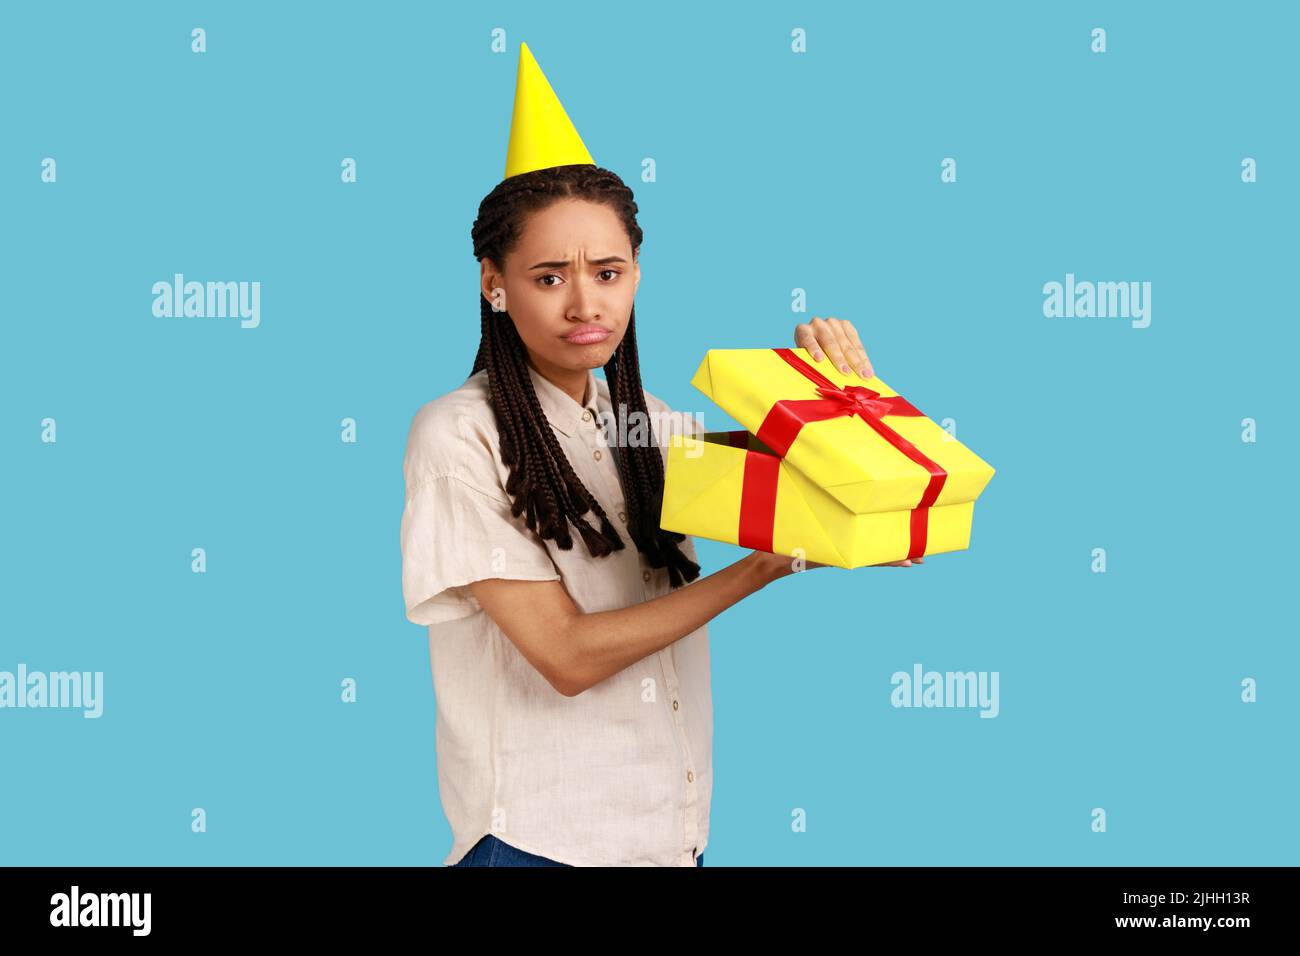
left=734, top=348, right=947, bottom=560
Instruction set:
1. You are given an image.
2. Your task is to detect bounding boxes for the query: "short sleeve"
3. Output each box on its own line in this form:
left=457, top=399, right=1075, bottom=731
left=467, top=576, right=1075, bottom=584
left=401, top=472, right=561, bottom=626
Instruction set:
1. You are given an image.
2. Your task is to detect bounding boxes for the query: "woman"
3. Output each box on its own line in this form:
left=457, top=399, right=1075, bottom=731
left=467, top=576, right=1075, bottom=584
left=399, top=43, right=917, bottom=868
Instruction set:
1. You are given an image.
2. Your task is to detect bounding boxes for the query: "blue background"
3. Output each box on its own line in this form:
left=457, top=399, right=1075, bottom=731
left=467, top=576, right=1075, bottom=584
left=2, top=1, right=1295, bottom=865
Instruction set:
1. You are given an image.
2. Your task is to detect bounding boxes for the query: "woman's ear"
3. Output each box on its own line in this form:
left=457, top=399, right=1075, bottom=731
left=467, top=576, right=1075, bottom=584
left=481, top=258, right=503, bottom=306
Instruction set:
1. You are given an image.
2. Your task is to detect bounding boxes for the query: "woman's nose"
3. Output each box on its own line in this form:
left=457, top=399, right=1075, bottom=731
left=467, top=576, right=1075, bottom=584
left=566, top=275, right=602, bottom=320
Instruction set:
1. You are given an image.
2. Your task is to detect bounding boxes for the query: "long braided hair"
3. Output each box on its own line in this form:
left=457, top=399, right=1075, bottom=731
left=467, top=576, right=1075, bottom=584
left=469, top=164, right=701, bottom=588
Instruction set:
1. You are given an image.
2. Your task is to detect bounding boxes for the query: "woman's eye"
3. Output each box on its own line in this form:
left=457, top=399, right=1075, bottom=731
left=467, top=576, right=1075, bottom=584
left=538, top=270, right=619, bottom=287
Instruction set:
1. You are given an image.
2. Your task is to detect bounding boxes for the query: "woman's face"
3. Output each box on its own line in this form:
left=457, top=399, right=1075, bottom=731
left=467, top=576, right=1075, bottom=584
left=480, top=197, right=639, bottom=380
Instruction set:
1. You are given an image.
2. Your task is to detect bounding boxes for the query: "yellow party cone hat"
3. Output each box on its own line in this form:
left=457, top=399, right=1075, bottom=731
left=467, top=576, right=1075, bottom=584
left=503, top=41, right=595, bottom=180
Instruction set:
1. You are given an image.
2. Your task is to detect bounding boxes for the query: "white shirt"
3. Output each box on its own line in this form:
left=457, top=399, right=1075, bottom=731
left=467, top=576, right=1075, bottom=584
left=400, top=362, right=711, bottom=866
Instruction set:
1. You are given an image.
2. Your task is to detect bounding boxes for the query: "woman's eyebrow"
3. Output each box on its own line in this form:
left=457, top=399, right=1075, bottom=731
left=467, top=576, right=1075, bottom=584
left=528, top=256, right=628, bottom=270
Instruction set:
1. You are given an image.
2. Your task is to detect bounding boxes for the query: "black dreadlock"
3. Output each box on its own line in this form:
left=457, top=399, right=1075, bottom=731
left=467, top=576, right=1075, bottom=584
left=469, top=164, right=700, bottom=588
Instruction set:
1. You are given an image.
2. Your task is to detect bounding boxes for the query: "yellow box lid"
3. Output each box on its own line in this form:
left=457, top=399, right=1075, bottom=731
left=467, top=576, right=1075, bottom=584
left=689, top=347, right=995, bottom=515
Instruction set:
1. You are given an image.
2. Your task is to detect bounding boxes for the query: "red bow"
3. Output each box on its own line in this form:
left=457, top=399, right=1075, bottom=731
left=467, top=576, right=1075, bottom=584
left=734, top=348, right=947, bottom=561
left=813, top=383, right=923, bottom=421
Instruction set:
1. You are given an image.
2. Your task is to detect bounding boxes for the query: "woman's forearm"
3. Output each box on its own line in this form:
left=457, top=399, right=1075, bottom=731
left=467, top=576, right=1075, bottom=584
left=564, top=552, right=788, bottom=695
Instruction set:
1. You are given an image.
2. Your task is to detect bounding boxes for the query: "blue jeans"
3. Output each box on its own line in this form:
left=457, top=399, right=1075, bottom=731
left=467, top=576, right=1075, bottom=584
left=452, top=833, right=704, bottom=867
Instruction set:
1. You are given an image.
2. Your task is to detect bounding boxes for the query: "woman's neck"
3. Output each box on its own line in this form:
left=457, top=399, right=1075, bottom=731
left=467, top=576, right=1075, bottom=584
left=527, top=354, right=589, bottom=407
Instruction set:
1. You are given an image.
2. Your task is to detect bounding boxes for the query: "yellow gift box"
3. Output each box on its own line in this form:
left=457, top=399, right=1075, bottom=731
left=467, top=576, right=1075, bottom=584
left=659, top=347, right=995, bottom=568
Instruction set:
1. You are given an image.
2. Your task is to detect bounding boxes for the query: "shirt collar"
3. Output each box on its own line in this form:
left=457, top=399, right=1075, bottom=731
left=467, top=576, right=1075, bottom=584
left=526, top=362, right=601, bottom=437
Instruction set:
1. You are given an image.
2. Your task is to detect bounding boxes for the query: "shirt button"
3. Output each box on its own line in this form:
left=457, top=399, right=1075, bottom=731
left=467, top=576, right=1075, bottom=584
left=673, top=699, right=679, bottom=711
left=594, top=449, right=602, bottom=461
left=618, top=511, right=626, bottom=523
left=642, top=569, right=651, bottom=582
left=687, top=770, right=694, bottom=783
left=581, top=410, right=591, bottom=421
